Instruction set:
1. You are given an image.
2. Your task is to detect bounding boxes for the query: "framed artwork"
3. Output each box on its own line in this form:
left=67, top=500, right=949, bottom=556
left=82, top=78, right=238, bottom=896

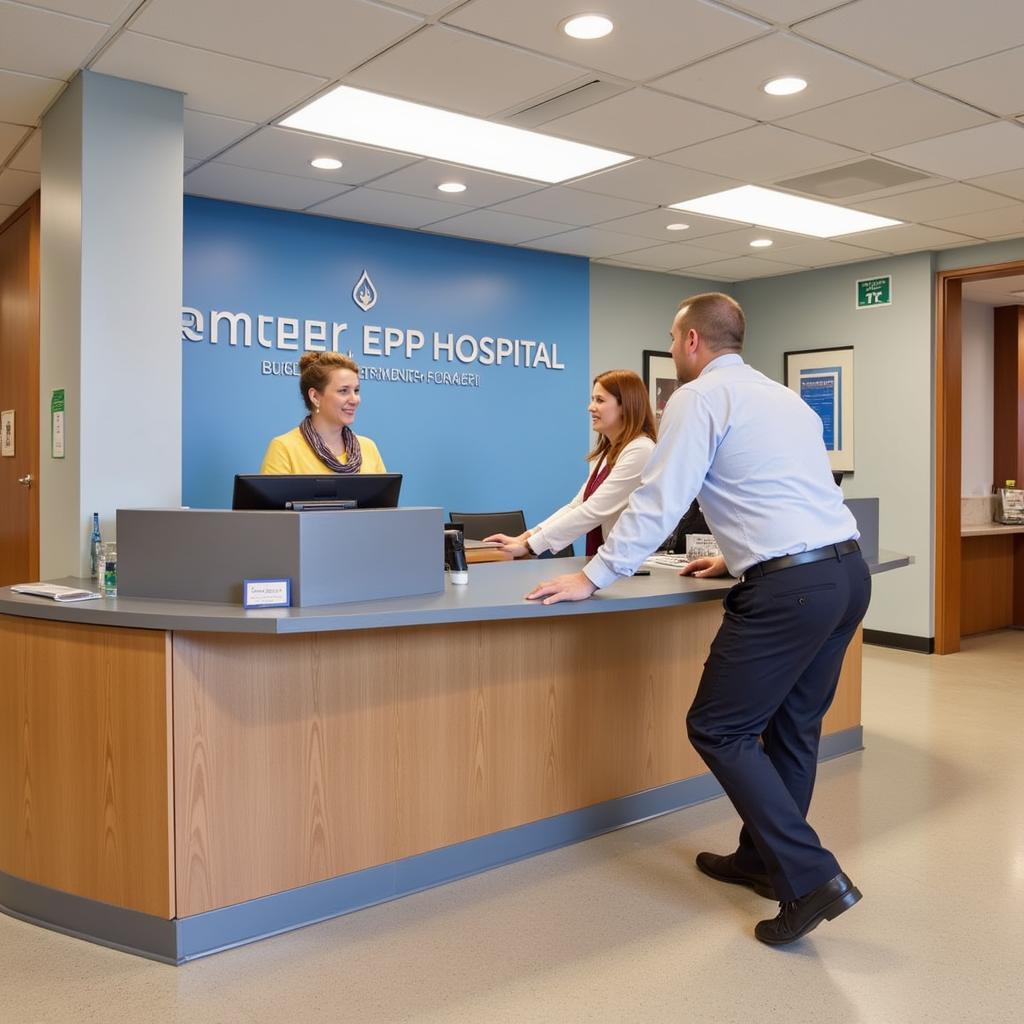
left=642, top=350, right=681, bottom=423
left=784, top=346, right=854, bottom=472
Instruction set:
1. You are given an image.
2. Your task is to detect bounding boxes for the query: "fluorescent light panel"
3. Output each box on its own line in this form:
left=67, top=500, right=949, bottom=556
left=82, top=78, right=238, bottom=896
left=671, top=185, right=901, bottom=238
left=281, top=85, right=631, bottom=184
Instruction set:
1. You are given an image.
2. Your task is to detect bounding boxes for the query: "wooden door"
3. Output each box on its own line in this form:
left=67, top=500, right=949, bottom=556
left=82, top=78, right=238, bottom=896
left=0, top=195, right=40, bottom=586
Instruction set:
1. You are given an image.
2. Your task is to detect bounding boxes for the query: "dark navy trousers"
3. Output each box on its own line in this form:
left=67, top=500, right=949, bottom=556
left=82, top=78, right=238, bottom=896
left=686, top=547, right=871, bottom=902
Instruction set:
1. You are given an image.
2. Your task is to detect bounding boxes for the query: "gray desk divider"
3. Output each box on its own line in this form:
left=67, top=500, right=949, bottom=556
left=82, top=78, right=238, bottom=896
left=116, top=508, right=444, bottom=607
left=843, top=498, right=879, bottom=562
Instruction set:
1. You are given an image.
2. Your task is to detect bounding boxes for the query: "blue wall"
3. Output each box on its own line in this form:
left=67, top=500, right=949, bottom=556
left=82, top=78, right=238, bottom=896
left=182, top=198, right=591, bottom=530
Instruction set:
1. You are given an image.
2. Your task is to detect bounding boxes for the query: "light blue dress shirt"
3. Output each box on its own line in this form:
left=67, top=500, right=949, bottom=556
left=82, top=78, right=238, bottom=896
left=584, top=353, right=858, bottom=587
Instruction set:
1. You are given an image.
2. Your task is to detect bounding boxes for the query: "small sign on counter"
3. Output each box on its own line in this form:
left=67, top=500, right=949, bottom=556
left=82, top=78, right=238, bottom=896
left=243, top=578, right=291, bottom=608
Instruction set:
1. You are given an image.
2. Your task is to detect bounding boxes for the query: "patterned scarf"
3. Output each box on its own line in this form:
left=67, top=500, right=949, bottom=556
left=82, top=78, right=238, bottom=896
left=299, top=415, right=363, bottom=474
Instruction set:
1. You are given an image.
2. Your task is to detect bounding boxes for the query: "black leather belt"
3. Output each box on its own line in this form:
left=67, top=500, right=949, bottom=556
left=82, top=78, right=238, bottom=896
left=743, top=539, right=860, bottom=579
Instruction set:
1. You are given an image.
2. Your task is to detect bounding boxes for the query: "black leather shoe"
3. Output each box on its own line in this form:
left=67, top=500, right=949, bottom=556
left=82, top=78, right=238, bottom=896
left=696, top=851, right=776, bottom=900
left=754, top=872, right=862, bottom=946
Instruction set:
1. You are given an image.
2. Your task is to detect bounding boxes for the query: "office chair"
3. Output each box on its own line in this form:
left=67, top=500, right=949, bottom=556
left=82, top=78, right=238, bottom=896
left=448, top=510, right=527, bottom=541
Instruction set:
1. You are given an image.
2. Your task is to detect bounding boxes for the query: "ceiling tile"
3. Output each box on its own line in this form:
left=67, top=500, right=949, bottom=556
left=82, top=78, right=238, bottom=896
left=345, top=26, right=584, bottom=117
left=879, top=122, right=1024, bottom=181
left=488, top=187, right=650, bottom=227
left=0, top=1, right=108, bottom=80
left=660, top=124, right=859, bottom=182
left=367, top=160, right=540, bottom=205
left=722, top=1, right=848, bottom=22
left=0, top=70, right=64, bottom=125
left=855, top=182, right=1013, bottom=221
left=131, top=0, right=421, bottom=79
left=184, top=162, right=348, bottom=211
left=682, top=255, right=802, bottom=279
left=652, top=33, right=894, bottom=121
left=757, top=238, right=884, bottom=267
left=0, top=123, right=28, bottom=165
left=443, top=0, right=768, bottom=82
left=14, top=2, right=132, bottom=20
left=776, top=83, right=993, bottom=153
left=524, top=225, right=666, bottom=258
left=926, top=204, right=1024, bottom=240
left=572, top=159, right=740, bottom=206
left=696, top=226, right=818, bottom=255
left=917, top=46, right=1024, bottom=118
left=308, top=187, right=473, bottom=229
left=387, top=0, right=454, bottom=13
left=609, top=240, right=739, bottom=270
left=184, top=158, right=200, bottom=172
left=0, top=168, right=40, bottom=206
left=216, top=127, right=420, bottom=185
left=967, top=169, right=1024, bottom=201
left=92, top=32, right=328, bottom=122
left=593, top=207, right=741, bottom=241
left=8, top=128, right=39, bottom=171
left=184, top=110, right=257, bottom=162
left=841, top=222, right=976, bottom=253
left=796, top=0, right=1024, bottom=78
left=427, top=209, right=574, bottom=244
left=539, top=89, right=752, bottom=158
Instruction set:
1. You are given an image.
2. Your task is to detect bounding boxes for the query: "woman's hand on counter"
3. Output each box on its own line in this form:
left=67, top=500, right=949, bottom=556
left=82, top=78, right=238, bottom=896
left=484, top=532, right=533, bottom=558
left=525, top=571, right=597, bottom=605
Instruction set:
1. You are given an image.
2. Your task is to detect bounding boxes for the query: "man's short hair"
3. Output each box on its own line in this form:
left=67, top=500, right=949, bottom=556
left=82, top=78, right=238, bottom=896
left=677, top=293, right=745, bottom=352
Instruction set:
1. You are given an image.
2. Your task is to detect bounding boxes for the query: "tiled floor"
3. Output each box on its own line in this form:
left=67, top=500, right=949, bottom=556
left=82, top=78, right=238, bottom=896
left=4, top=632, right=1023, bottom=1023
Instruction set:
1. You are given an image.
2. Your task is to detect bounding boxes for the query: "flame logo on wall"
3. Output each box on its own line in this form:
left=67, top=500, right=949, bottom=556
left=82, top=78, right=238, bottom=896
left=352, top=269, right=378, bottom=312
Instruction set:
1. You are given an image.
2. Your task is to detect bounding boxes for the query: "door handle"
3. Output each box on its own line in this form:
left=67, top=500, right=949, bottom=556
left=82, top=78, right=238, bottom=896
left=17, top=474, right=32, bottom=487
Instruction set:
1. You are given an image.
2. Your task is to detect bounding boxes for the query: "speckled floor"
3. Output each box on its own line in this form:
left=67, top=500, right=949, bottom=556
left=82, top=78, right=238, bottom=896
left=5, top=631, right=1024, bottom=1024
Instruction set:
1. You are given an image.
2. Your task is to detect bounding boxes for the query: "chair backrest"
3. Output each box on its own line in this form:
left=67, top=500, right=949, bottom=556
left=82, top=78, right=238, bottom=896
left=448, top=510, right=527, bottom=541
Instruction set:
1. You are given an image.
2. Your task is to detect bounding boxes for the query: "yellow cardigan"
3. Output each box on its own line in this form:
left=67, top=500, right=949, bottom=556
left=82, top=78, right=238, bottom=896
left=259, top=427, right=386, bottom=475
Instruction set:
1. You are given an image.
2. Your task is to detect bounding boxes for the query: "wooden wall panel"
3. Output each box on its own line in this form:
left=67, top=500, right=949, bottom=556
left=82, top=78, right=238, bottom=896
left=960, top=536, right=1015, bottom=635
left=173, top=606, right=863, bottom=917
left=0, top=616, right=174, bottom=917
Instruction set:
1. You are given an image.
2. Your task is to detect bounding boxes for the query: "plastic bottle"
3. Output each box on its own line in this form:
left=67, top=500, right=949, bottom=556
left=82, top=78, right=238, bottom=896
left=89, top=513, right=102, bottom=579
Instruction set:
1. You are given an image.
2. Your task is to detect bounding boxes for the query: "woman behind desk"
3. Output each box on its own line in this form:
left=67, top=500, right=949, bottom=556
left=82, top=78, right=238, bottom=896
left=260, top=352, right=386, bottom=475
left=487, top=370, right=657, bottom=558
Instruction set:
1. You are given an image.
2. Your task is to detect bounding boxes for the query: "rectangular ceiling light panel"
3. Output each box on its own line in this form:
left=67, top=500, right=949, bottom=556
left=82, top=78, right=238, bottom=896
left=671, top=185, right=901, bottom=238
left=281, top=85, right=631, bottom=184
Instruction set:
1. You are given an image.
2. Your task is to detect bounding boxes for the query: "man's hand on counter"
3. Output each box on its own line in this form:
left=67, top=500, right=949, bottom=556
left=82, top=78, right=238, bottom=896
left=526, top=571, right=597, bottom=605
left=679, top=555, right=728, bottom=578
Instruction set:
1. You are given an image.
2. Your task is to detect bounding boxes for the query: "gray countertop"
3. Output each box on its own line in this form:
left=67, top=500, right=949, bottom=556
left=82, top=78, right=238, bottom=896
left=0, top=551, right=911, bottom=635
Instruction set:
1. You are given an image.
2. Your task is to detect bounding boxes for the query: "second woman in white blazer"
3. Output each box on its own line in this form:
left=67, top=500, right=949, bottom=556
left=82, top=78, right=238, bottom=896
left=486, top=369, right=658, bottom=558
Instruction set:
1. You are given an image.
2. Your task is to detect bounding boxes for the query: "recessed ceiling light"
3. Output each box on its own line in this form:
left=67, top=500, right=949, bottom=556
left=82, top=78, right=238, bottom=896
left=670, top=185, right=901, bottom=239
left=562, top=14, right=614, bottom=39
left=438, top=182, right=467, bottom=193
left=310, top=157, right=343, bottom=170
left=763, top=76, right=807, bottom=96
left=749, top=238, right=774, bottom=248
left=666, top=222, right=690, bottom=231
left=281, top=85, right=630, bottom=184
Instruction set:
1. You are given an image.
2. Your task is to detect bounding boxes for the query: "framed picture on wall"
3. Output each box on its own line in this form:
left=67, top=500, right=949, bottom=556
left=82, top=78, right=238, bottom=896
left=784, top=346, right=854, bottom=472
left=642, top=350, right=681, bottom=423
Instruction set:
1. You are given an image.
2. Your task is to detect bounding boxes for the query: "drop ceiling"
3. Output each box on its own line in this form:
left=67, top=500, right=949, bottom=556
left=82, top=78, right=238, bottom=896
left=4, top=0, right=1024, bottom=281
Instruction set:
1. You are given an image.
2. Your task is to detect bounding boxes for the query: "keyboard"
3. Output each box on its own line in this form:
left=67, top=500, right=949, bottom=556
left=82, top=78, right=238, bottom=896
left=643, top=553, right=690, bottom=570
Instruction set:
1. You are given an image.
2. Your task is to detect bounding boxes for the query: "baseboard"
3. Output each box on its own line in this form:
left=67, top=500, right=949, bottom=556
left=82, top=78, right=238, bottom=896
left=863, top=629, right=934, bottom=653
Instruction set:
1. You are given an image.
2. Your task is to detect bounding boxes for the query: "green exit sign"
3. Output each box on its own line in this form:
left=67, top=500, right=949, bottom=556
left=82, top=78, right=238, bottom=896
left=856, top=275, right=892, bottom=308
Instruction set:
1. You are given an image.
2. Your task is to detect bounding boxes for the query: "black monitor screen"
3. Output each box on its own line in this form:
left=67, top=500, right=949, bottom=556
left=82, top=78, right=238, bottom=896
left=232, top=473, right=402, bottom=511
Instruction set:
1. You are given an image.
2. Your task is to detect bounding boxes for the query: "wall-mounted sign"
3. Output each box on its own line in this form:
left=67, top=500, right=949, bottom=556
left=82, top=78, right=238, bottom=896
left=784, top=347, right=855, bottom=473
left=1, top=410, right=13, bottom=457
left=50, top=389, right=65, bottom=459
left=182, top=198, right=589, bottom=517
left=856, top=275, right=891, bottom=309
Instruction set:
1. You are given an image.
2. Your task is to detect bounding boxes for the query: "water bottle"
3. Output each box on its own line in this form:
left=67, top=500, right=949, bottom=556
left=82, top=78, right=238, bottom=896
left=89, top=513, right=102, bottom=579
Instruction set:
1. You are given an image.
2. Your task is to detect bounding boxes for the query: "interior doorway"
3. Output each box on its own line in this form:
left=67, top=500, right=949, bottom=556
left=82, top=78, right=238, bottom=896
left=0, top=194, right=40, bottom=587
left=935, top=259, right=1024, bottom=654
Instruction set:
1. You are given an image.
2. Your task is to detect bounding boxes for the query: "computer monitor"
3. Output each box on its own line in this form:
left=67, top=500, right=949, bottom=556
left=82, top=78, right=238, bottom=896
left=232, top=473, right=402, bottom=511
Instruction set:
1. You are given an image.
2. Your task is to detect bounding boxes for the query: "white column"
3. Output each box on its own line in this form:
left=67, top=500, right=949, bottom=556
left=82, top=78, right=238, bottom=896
left=39, top=71, right=183, bottom=578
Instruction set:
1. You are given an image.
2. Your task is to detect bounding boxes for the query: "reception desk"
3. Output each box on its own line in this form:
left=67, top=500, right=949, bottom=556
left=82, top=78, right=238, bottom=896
left=0, top=552, right=908, bottom=963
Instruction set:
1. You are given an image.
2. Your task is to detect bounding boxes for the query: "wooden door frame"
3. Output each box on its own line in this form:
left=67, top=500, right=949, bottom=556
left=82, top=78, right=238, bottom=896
left=935, top=257, right=1024, bottom=654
